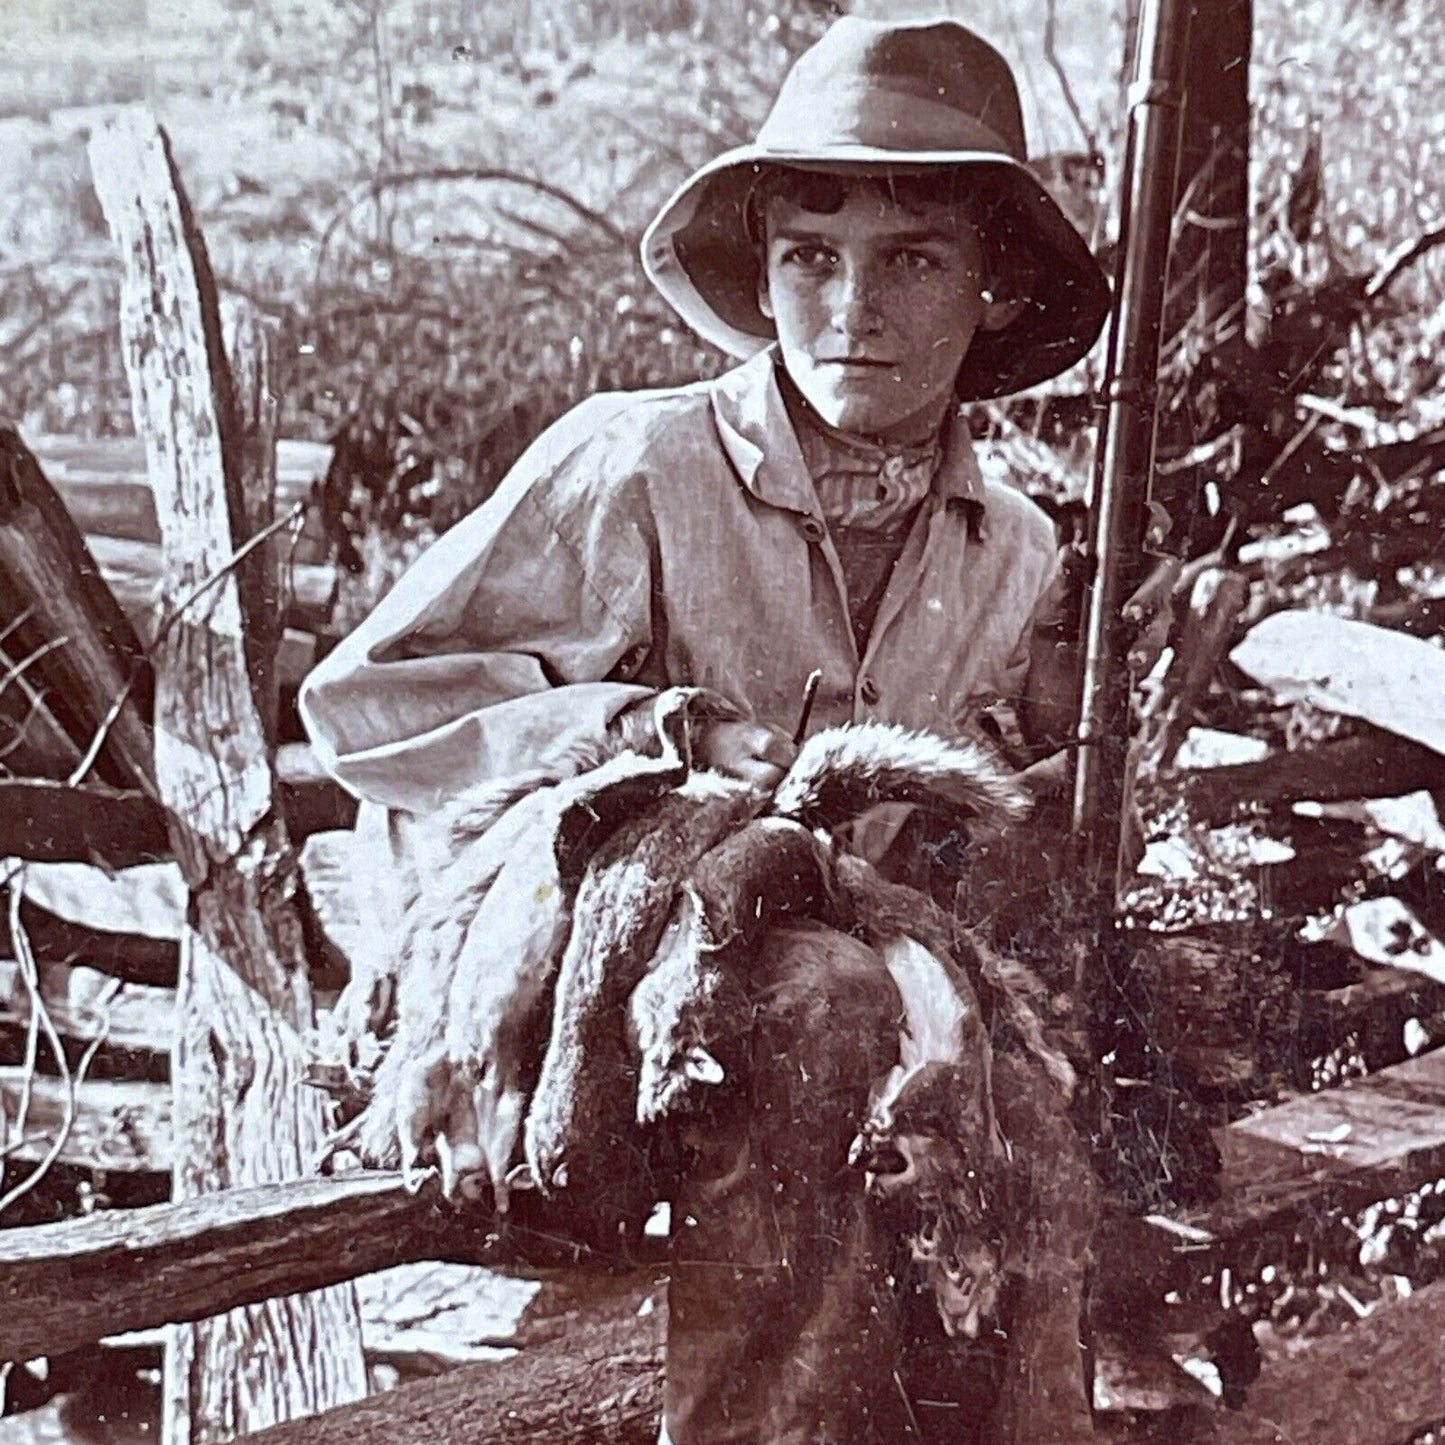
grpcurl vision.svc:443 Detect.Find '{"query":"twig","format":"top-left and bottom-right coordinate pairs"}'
top-left (67, 501), bottom-right (307, 790)
top-left (0, 863), bottom-right (41, 1159)
top-left (1366, 223), bottom-right (1445, 301)
top-left (493, 204), bottom-right (579, 254)
top-left (0, 282), bottom-right (86, 365)
top-left (0, 605), bottom-right (35, 653)
top-left (312, 167), bottom-right (629, 295)
top-left (0, 876), bottom-right (80, 1218)
top-left (1153, 425), bottom-right (1243, 478)
top-left (0, 635), bottom-right (72, 708)
top-left (1042, 0), bottom-right (1100, 159)
top-left (893, 1369), bottom-right (924, 1440)
top-left (1257, 411), bottom-right (1323, 493)
top-left (0, 688), bottom-right (69, 770)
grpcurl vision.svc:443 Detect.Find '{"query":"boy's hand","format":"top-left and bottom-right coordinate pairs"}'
top-left (695, 719), bottom-right (797, 789)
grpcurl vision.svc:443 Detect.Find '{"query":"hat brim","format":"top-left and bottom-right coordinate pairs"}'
top-left (641, 146), bottom-right (1111, 402)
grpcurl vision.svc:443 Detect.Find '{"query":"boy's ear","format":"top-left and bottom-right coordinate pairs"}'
top-left (756, 269), bottom-right (774, 321)
top-left (978, 288), bottom-right (1027, 333)
top-left (978, 249), bottom-right (1036, 333)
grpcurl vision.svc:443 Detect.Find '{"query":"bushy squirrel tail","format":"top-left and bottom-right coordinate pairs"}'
top-left (770, 723), bottom-right (1031, 835)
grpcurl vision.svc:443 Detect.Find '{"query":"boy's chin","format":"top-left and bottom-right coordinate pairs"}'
top-left (806, 395), bottom-right (908, 440)
top-left (792, 376), bottom-right (950, 444)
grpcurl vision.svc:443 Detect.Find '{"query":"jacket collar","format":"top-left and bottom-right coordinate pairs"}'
top-left (709, 348), bottom-right (989, 516)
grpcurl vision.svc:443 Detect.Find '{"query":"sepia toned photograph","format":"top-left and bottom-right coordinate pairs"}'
top-left (0, 0), bottom-right (1443, 1441)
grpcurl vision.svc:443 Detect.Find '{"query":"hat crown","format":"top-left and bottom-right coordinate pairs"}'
top-left (758, 17), bottom-right (1027, 160)
top-left (639, 16), bottom-right (1110, 402)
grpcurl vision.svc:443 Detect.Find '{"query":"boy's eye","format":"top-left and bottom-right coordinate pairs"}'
top-left (893, 248), bottom-right (945, 272)
top-left (780, 244), bottom-right (837, 269)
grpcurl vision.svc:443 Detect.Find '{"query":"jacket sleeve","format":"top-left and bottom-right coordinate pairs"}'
top-left (299, 395), bottom-right (660, 813)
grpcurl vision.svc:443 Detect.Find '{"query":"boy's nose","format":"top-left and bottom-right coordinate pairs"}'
top-left (828, 264), bottom-right (885, 337)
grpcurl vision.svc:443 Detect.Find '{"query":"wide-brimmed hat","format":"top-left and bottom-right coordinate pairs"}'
top-left (641, 16), bottom-right (1111, 402)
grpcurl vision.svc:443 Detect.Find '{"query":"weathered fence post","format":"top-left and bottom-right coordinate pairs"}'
top-left (87, 111), bottom-right (367, 1443)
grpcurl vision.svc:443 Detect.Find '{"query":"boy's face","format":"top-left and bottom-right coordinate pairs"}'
top-left (759, 180), bottom-right (994, 444)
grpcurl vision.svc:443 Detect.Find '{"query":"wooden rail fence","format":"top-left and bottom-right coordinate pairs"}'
top-left (2, 104), bottom-right (1445, 1445)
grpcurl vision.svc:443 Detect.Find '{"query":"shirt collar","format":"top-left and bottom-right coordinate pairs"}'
top-left (708, 348), bottom-right (818, 514)
top-left (708, 347), bottom-right (989, 517)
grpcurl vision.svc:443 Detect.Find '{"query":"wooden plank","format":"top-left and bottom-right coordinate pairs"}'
top-left (354, 1261), bottom-right (540, 1367)
top-left (19, 898), bottom-right (180, 987)
top-left (277, 740), bottom-right (359, 838)
top-left (0, 739), bottom-right (358, 861)
top-left (87, 533), bottom-right (338, 632)
top-left (1298, 964), bottom-right (1445, 1078)
top-left (1232, 611), bottom-right (1445, 759)
top-left (0, 1155), bottom-right (669, 1364)
top-left (0, 778), bottom-right (170, 866)
top-left (0, 426), bottom-right (156, 795)
top-left (24, 433), bottom-right (333, 565)
top-left (90, 110), bottom-right (367, 1438)
top-left (18, 1253), bottom-right (1445, 1445)
top-left (1120, 1046), bottom-right (1445, 1308)
top-left (0, 1263), bottom-right (539, 1397)
top-left (0, 960), bottom-right (173, 1062)
top-left (1176, 730), bottom-right (1444, 827)
top-left (0, 1174), bottom-right (463, 1365)
top-left (0, 1067), bottom-right (170, 1173)
top-left (12, 872), bottom-right (350, 996)
top-left (23, 435), bottom-right (330, 494)
top-left (1215, 1047), bottom-right (1445, 1205)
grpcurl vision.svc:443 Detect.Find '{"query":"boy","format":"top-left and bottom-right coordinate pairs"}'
top-left (303, 16), bottom-right (1110, 1443)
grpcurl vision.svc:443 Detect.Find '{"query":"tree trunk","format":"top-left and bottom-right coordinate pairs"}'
top-left (1154, 0), bottom-right (1254, 554)
top-left (88, 111), bottom-right (367, 1444)
top-left (1165, 0), bottom-right (1252, 344)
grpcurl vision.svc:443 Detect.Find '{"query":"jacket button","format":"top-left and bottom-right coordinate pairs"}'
top-left (859, 676), bottom-right (880, 705)
top-left (799, 515), bottom-right (826, 543)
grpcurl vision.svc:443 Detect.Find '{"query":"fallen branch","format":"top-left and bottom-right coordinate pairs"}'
top-left (0, 1066), bottom-right (166, 1177)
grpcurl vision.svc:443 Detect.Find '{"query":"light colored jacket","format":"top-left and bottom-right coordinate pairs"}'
top-left (300, 349), bottom-right (1061, 815)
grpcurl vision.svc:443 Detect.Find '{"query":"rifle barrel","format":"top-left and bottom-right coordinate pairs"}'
top-left (1069, 0), bottom-right (1194, 888)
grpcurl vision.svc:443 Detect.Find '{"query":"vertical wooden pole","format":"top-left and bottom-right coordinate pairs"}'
top-left (221, 297), bottom-right (285, 746)
top-left (88, 111), bottom-right (367, 1444)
